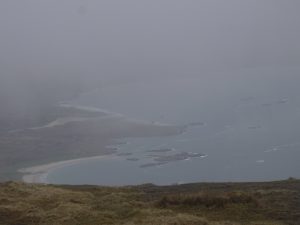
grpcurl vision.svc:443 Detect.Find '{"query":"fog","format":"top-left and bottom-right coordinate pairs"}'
top-left (1, 1), bottom-right (300, 183)
top-left (1, 0), bottom-right (300, 120)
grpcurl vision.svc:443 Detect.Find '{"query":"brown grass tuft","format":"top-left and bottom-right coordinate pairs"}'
top-left (158, 192), bottom-right (259, 208)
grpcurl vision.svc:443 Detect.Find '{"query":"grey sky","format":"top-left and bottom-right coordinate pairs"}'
top-left (0, 0), bottom-right (300, 117)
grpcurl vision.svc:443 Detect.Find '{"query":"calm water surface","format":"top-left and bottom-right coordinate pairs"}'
top-left (47, 67), bottom-right (300, 185)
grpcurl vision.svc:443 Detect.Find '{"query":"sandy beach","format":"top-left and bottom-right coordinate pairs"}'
top-left (18, 155), bottom-right (109, 183)
top-left (0, 101), bottom-right (183, 181)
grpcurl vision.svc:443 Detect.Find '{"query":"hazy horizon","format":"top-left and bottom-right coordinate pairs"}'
top-left (1, 0), bottom-right (300, 118)
top-left (0, 1), bottom-right (300, 184)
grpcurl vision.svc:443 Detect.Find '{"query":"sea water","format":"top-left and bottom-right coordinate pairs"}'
top-left (47, 67), bottom-right (300, 185)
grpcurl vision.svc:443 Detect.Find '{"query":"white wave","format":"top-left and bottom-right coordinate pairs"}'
top-left (265, 142), bottom-right (300, 153)
top-left (31, 117), bottom-right (90, 130)
top-left (59, 103), bottom-right (123, 117)
top-left (264, 147), bottom-right (279, 153)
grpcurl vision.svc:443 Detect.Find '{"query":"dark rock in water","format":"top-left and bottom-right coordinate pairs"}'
top-left (117, 152), bottom-right (133, 156)
top-left (140, 152), bottom-right (206, 168)
top-left (147, 148), bottom-right (174, 153)
top-left (107, 147), bottom-right (119, 152)
top-left (178, 126), bottom-right (188, 134)
top-left (277, 99), bottom-right (288, 104)
top-left (188, 152), bottom-right (206, 157)
top-left (262, 99), bottom-right (288, 107)
top-left (127, 158), bottom-right (139, 161)
top-left (139, 162), bottom-right (166, 168)
top-left (153, 152), bottom-right (206, 163)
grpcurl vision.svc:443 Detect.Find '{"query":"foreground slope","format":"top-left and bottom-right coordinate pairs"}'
top-left (0, 179), bottom-right (299, 225)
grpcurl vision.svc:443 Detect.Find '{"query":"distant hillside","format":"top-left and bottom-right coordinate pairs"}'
top-left (0, 179), bottom-right (299, 225)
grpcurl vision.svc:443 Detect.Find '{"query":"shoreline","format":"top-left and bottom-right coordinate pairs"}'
top-left (18, 155), bottom-right (111, 183)
top-left (9, 103), bottom-right (184, 183)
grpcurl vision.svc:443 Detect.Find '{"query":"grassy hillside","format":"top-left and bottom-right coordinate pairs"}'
top-left (0, 179), bottom-right (299, 225)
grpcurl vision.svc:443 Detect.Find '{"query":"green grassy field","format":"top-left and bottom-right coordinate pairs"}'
top-left (0, 179), bottom-right (299, 225)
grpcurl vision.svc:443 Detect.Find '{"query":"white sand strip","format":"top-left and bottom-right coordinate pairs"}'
top-left (18, 155), bottom-right (108, 184)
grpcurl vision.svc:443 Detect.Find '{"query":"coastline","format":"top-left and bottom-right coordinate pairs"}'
top-left (0, 101), bottom-right (184, 181)
top-left (18, 155), bottom-right (109, 183)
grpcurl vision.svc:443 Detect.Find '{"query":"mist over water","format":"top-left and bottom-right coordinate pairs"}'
top-left (1, 0), bottom-right (300, 118)
top-left (47, 68), bottom-right (300, 185)
top-left (0, 1), bottom-right (300, 184)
